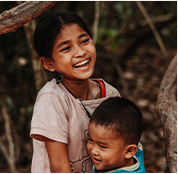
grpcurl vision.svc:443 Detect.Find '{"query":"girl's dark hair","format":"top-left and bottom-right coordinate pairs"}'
top-left (90, 97), bottom-right (143, 145)
top-left (33, 11), bottom-right (92, 59)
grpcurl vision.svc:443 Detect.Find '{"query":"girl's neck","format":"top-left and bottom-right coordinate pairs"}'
top-left (62, 78), bottom-right (98, 100)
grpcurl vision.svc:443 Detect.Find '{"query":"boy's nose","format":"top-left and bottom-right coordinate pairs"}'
top-left (91, 146), bottom-right (99, 156)
top-left (73, 46), bottom-right (86, 57)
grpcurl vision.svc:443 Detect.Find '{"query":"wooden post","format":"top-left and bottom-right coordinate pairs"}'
top-left (156, 54), bottom-right (177, 173)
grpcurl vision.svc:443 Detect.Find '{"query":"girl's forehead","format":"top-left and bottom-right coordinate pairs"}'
top-left (60, 24), bottom-right (86, 37)
top-left (54, 24), bottom-right (89, 46)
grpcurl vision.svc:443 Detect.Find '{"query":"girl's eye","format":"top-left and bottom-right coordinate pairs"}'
top-left (81, 39), bottom-right (89, 44)
top-left (61, 46), bottom-right (71, 52)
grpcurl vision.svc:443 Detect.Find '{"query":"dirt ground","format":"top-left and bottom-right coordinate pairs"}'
top-left (112, 46), bottom-right (176, 173)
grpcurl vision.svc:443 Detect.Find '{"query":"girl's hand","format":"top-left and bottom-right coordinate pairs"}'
top-left (45, 138), bottom-right (72, 173)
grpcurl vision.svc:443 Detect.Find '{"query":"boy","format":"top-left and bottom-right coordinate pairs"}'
top-left (87, 97), bottom-right (145, 173)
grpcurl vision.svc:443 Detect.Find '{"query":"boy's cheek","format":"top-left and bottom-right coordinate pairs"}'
top-left (87, 142), bottom-right (94, 156)
top-left (86, 142), bottom-right (90, 152)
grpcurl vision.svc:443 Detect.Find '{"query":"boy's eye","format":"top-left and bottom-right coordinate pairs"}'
top-left (61, 46), bottom-right (71, 52)
top-left (87, 138), bottom-right (93, 142)
top-left (100, 145), bottom-right (107, 149)
top-left (81, 39), bottom-right (89, 44)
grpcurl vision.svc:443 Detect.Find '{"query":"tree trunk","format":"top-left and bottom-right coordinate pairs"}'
top-left (156, 54), bottom-right (177, 173)
top-left (0, 1), bottom-right (58, 35)
top-left (23, 19), bottom-right (48, 91)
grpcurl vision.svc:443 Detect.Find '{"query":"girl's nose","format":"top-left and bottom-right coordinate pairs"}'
top-left (73, 46), bottom-right (86, 58)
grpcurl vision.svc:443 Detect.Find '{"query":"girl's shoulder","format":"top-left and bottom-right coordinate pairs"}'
top-left (36, 78), bottom-right (67, 101)
top-left (91, 78), bottom-right (121, 97)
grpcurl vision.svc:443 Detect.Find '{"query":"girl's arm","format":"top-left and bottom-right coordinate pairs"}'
top-left (45, 138), bottom-right (72, 173)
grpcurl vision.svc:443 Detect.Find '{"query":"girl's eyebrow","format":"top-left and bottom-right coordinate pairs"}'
top-left (57, 40), bottom-right (70, 48)
top-left (78, 33), bottom-right (88, 38)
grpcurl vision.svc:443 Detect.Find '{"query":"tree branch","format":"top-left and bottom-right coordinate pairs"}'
top-left (0, 105), bottom-right (18, 172)
top-left (136, 1), bottom-right (168, 55)
top-left (156, 54), bottom-right (177, 173)
top-left (0, 1), bottom-right (58, 35)
top-left (97, 52), bottom-right (129, 97)
top-left (92, 1), bottom-right (100, 45)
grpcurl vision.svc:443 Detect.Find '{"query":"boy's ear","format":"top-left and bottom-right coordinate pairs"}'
top-left (39, 57), bottom-right (56, 72)
top-left (125, 144), bottom-right (137, 159)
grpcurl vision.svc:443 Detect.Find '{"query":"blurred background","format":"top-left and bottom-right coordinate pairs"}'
top-left (0, 1), bottom-right (177, 172)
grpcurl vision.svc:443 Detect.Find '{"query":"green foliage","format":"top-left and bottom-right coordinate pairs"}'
top-left (98, 29), bottom-right (117, 41)
top-left (115, 2), bottom-right (124, 14)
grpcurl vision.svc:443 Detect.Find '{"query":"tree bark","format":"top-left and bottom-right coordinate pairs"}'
top-left (156, 54), bottom-right (177, 173)
top-left (92, 1), bottom-right (100, 45)
top-left (0, 1), bottom-right (58, 35)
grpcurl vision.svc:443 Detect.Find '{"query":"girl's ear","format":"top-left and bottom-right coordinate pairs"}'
top-left (125, 144), bottom-right (137, 159)
top-left (39, 57), bottom-right (56, 72)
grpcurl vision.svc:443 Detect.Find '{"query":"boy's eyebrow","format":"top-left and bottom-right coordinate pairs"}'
top-left (98, 141), bottom-right (109, 146)
top-left (57, 33), bottom-right (89, 48)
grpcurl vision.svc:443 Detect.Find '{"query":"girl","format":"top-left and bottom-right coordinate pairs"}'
top-left (30, 11), bottom-right (120, 173)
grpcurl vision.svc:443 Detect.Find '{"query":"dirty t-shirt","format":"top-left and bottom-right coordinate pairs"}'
top-left (30, 78), bottom-right (120, 173)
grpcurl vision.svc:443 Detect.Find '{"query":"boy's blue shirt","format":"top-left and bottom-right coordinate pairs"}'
top-left (93, 143), bottom-right (145, 173)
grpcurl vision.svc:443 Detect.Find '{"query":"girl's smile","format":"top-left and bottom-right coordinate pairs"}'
top-left (73, 58), bottom-right (90, 69)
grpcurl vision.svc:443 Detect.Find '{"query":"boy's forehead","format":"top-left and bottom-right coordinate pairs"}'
top-left (89, 122), bottom-right (126, 147)
top-left (89, 121), bottom-right (124, 141)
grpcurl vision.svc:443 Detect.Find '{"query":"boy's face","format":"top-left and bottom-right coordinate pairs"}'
top-left (87, 122), bottom-right (128, 172)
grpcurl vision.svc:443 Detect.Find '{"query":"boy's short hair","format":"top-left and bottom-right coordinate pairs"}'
top-left (90, 97), bottom-right (143, 145)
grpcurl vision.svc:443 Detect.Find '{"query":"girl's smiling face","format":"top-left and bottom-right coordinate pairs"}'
top-left (49, 24), bottom-right (96, 82)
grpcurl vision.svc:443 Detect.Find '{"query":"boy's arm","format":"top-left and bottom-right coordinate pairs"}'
top-left (45, 138), bottom-right (72, 173)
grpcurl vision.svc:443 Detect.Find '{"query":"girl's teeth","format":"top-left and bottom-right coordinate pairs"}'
top-left (75, 59), bottom-right (89, 67)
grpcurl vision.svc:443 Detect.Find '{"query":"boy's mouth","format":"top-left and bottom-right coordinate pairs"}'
top-left (73, 59), bottom-right (90, 69)
top-left (93, 157), bottom-right (102, 164)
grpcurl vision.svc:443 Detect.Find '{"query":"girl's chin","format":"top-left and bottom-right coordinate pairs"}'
top-left (62, 69), bottom-right (94, 82)
top-left (76, 70), bottom-right (94, 80)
